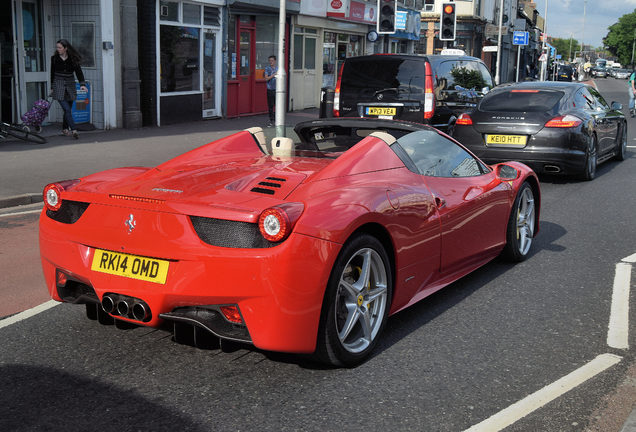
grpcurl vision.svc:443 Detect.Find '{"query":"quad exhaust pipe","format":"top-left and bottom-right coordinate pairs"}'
top-left (101, 293), bottom-right (151, 322)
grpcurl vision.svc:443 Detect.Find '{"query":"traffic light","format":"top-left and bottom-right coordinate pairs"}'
top-left (377, 0), bottom-right (396, 34)
top-left (439, 2), bottom-right (456, 41)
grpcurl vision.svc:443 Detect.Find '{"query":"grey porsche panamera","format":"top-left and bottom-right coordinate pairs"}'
top-left (452, 81), bottom-right (627, 180)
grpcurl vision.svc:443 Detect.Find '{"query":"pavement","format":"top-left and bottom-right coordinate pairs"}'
top-left (1, 106), bottom-right (636, 432)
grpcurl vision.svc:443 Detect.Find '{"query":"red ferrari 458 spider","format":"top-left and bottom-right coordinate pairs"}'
top-left (40, 118), bottom-right (540, 366)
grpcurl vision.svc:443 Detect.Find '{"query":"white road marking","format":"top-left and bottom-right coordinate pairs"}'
top-left (0, 300), bottom-right (59, 330)
top-left (623, 253), bottom-right (636, 263)
top-left (464, 354), bottom-right (622, 432)
top-left (0, 208), bottom-right (42, 217)
top-left (607, 262), bottom-right (632, 349)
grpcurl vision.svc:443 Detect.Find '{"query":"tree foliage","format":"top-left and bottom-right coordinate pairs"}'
top-left (604, 9), bottom-right (636, 66)
top-left (549, 37), bottom-right (581, 61)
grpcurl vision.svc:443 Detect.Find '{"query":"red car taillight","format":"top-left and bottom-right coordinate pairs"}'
top-left (456, 113), bottom-right (473, 125)
top-left (43, 179), bottom-right (80, 212)
top-left (545, 114), bottom-right (582, 128)
top-left (424, 61), bottom-right (435, 120)
top-left (333, 62), bottom-right (345, 117)
top-left (258, 203), bottom-right (304, 242)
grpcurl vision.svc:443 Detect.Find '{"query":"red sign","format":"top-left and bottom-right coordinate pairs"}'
top-left (331, 0), bottom-right (342, 8)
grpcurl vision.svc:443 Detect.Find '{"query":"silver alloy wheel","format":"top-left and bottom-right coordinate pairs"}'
top-left (516, 187), bottom-right (535, 256)
top-left (335, 248), bottom-right (388, 354)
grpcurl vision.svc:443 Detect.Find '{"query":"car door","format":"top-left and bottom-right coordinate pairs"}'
top-left (588, 87), bottom-right (621, 155)
top-left (395, 130), bottom-right (511, 275)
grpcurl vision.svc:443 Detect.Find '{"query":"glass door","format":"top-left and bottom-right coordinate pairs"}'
top-left (202, 29), bottom-right (217, 118)
top-left (237, 28), bottom-right (253, 115)
top-left (14, 0), bottom-right (47, 121)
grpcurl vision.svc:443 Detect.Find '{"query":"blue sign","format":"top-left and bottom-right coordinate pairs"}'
top-left (513, 31), bottom-right (529, 46)
top-left (71, 81), bottom-right (91, 124)
top-left (395, 11), bottom-right (407, 30)
top-left (556, 55), bottom-right (562, 60)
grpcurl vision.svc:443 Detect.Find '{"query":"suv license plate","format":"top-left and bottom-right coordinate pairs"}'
top-left (366, 107), bottom-right (396, 116)
top-left (91, 249), bottom-right (170, 284)
top-left (485, 134), bottom-right (527, 147)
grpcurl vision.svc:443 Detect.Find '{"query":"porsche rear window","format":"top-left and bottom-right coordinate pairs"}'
top-left (480, 90), bottom-right (564, 112)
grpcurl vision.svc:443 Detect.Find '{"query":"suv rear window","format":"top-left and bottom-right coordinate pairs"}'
top-left (480, 90), bottom-right (564, 112)
top-left (434, 60), bottom-right (494, 91)
top-left (340, 58), bottom-right (425, 98)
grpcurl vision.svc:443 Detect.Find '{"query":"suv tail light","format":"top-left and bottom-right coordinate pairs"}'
top-left (545, 115), bottom-right (582, 128)
top-left (424, 61), bottom-right (435, 120)
top-left (456, 113), bottom-right (473, 125)
top-left (333, 63), bottom-right (345, 117)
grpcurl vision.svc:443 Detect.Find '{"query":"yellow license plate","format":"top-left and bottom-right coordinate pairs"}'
top-left (485, 134), bottom-right (527, 147)
top-left (366, 107), bottom-right (396, 116)
top-left (91, 249), bottom-right (169, 284)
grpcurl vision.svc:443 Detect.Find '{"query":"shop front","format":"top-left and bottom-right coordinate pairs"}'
top-left (225, 0), bottom-right (299, 119)
top-left (157, 0), bottom-right (223, 125)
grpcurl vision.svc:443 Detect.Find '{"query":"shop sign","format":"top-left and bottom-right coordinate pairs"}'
top-left (72, 81), bottom-right (91, 124)
top-left (348, 0), bottom-right (376, 24)
top-left (327, 0), bottom-right (347, 18)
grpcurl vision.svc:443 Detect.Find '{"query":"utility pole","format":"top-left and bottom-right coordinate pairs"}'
top-left (495, 0), bottom-right (504, 84)
top-left (540, 0), bottom-right (549, 81)
top-left (275, 0), bottom-right (286, 135)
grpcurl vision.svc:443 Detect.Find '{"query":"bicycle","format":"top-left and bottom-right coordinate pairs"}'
top-left (0, 121), bottom-right (47, 144)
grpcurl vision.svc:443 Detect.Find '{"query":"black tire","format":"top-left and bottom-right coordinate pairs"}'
top-left (315, 234), bottom-right (392, 367)
top-left (3, 123), bottom-right (47, 144)
top-left (581, 135), bottom-right (597, 181)
top-left (501, 182), bottom-right (536, 262)
top-left (615, 124), bottom-right (627, 161)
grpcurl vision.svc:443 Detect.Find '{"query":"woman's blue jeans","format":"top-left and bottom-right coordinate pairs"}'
top-left (58, 99), bottom-right (77, 130)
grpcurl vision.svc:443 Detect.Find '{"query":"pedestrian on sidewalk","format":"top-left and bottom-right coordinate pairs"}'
top-left (49, 39), bottom-right (87, 139)
top-left (264, 55), bottom-right (277, 127)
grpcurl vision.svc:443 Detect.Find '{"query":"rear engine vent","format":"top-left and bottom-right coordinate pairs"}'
top-left (109, 194), bottom-right (165, 204)
top-left (46, 200), bottom-right (90, 224)
top-left (190, 216), bottom-right (275, 248)
top-left (250, 177), bottom-right (286, 195)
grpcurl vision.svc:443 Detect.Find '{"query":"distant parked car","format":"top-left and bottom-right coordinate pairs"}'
top-left (591, 67), bottom-right (608, 78)
top-left (453, 81), bottom-right (627, 180)
top-left (615, 69), bottom-right (631, 79)
top-left (556, 65), bottom-right (574, 81)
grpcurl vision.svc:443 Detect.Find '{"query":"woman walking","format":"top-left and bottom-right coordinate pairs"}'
top-left (49, 39), bottom-right (87, 139)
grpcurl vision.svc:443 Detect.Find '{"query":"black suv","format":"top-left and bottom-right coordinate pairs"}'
top-left (332, 54), bottom-right (494, 132)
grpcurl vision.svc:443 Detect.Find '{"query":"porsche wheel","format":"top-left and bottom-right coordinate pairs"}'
top-left (615, 126), bottom-right (627, 161)
top-left (581, 136), bottom-right (597, 181)
top-left (316, 234), bottom-right (392, 367)
top-left (502, 182), bottom-right (535, 262)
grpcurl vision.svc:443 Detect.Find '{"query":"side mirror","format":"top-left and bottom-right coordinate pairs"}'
top-left (611, 101), bottom-right (622, 110)
top-left (495, 164), bottom-right (519, 180)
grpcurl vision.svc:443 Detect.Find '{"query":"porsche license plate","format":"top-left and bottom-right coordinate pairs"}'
top-left (485, 134), bottom-right (527, 147)
top-left (366, 107), bottom-right (396, 116)
top-left (91, 249), bottom-right (169, 284)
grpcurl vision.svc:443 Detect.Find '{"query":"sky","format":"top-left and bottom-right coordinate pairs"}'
top-left (532, 0), bottom-right (636, 48)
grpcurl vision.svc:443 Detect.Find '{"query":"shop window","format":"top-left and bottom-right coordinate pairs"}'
top-left (255, 16), bottom-right (278, 74)
top-left (72, 22), bottom-right (95, 68)
top-left (424, 0), bottom-right (434, 12)
top-left (160, 1), bottom-right (179, 21)
top-left (293, 28), bottom-right (316, 71)
top-left (160, 26), bottom-right (200, 92)
top-left (182, 3), bottom-right (200, 25)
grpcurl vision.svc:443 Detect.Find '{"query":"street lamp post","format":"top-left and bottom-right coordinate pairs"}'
top-left (495, 0), bottom-right (504, 84)
top-left (540, 0), bottom-right (549, 81)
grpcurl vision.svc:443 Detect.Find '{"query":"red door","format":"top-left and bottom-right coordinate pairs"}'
top-left (237, 27), bottom-right (254, 115)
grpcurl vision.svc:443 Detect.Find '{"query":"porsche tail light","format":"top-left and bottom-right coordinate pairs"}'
top-left (43, 180), bottom-right (80, 212)
top-left (424, 61), bottom-right (435, 120)
top-left (456, 113), bottom-right (473, 125)
top-left (333, 63), bottom-right (344, 117)
top-left (220, 305), bottom-right (243, 324)
top-left (545, 115), bottom-right (582, 128)
top-left (258, 202), bottom-right (304, 243)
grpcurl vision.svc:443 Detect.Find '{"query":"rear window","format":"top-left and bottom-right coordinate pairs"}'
top-left (340, 58), bottom-right (425, 98)
top-left (480, 90), bottom-right (564, 112)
